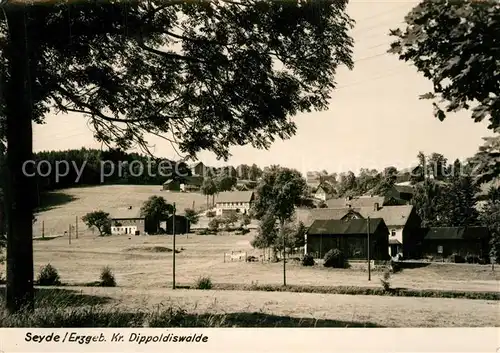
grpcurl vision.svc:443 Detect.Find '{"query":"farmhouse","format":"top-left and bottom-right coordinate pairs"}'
top-left (109, 206), bottom-right (145, 235)
top-left (421, 227), bottom-right (490, 260)
top-left (215, 191), bottom-right (254, 216)
top-left (162, 179), bottom-right (180, 191)
top-left (325, 195), bottom-right (406, 208)
top-left (180, 175), bottom-right (204, 192)
top-left (313, 183), bottom-right (332, 201)
top-left (190, 161), bottom-right (206, 177)
top-left (306, 218), bottom-right (390, 261)
top-left (300, 203), bottom-right (422, 258)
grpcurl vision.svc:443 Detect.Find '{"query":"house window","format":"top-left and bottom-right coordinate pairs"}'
top-left (391, 230), bottom-right (396, 237)
top-left (437, 245), bottom-right (443, 254)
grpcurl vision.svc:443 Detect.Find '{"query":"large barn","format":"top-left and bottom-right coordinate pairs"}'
top-left (305, 218), bottom-right (390, 261)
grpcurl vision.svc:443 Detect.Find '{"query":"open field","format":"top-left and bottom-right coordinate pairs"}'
top-left (33, 185), bottom-right (209, 236)
top-left (19, 232), bottom-right (500, 292)
top-left (19, 186), bottom-right (499, 327)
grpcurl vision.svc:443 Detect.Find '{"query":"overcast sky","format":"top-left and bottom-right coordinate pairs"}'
top-left (33, 0), bottom-right (492, 175)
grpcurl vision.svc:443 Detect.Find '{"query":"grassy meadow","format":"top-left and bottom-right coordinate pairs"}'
top-left (0, 185), bottom-right (498, 327)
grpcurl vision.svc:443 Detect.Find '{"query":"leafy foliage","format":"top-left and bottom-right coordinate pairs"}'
top-left (479, 188), bottom-right (500, 262)
top-left (36, 264), bottom-right (61, 286)
top-left (81, 211), bottom-right (111, 236)
top-left (184, 208), bottom-right (199, 226)
top-left (301, 254), bottom-right (315, 266)
top-left (389, 0), bottom-right (500, 132)
top-left (323, 248), bottom-right (347, 268)
top-left (252, 166), bottom-right (308, 223)
top-left (0, 0), bottom-right (354, 157)
top-left (140, 196), bottom-right (173, 234)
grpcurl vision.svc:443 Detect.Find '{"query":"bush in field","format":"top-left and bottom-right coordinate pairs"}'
top-left (100, 267), bottom-right (116, 287)
top-left (390, 260), bottom-right (402, 273)
top-left (302, 254), bottom-right (315, 266)
top-left (37, 264), bottom-right (61, 286)
top-left (323, 249), bottom-right (347, 268)
top-left (196, 276), bottom-right (213, 290)
top-left (380, 268), bottom-right (391, 292)
top-left (448, 253), bottom-right (466, 263)
top-left (208, 217), bottom-right (221, 231)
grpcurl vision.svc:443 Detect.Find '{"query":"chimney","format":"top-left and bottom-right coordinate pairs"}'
top-left (374, 203), bottom-right (379, 211)
top-left (128, 206), bottom-right (132, 210)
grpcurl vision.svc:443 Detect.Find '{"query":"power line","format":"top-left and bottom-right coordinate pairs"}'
top-left (335, 69), bottom-right (405, 91)
top-left (354, 51), bottom-right (388, 63)
top-left (353, 3), bottom-right (410, 24)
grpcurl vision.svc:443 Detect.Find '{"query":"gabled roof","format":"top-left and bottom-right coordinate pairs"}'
top-left (326, 196), bottom-right (385, 209)
top-left (423, 227), bottom-right (490, 240)
top-left (109, 207), bottom-right (143, 219)
top-left (302, 205), bottom-right (415, 228)
top-left (308, 218), bottom-right (387, 235)
top-left (216, 191), bottom-right (254, 203)
top-left (394, 184), bottom-right (415, 195)
top-left (189, 161), bottom-right (204, 168)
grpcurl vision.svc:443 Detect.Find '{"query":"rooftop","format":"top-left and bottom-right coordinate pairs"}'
top-left (109, 206), bottom-right (143, 219)
top-left (308, 218), bottom-right (387, 235)
top-left (216, 191), bottom-right (254, 203)
top-left (423, 227), bottom-right (490, 240)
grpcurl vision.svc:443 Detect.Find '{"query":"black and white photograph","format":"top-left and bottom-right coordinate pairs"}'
top-left (0, 0), bottom-right (498, 351)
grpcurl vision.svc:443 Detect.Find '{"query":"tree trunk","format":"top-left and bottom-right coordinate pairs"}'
top-left (4, 6), bottom-right (36, 313)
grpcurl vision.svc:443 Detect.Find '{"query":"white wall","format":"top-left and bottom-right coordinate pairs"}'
top-left (111, 226), bottom-right (138, 235)
top-left (215, 202), bottom-right (251, 216)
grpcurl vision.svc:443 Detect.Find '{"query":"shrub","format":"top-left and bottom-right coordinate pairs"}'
top-left (302, 254), bottom-right (315, 266)
top-left (465, 255), bottom-right (483, 264)
top-left (380, 268), bottom-right (391, 292)
top-left (246, 255), bottom-right (258, 262)
top-left (100, 267), bottom-right (116, 287)
top-left (206, 211), bottom-right (216, 218)
top-left (37, 264), bottom-right (61, 286)
top-left (196, 276), bottom-right (213, 290)
top-left (323, 249), bottom-right (347, 268)
top-left (208, 217), bottom-right (221, 231)
top-left (448, 253), bottom-right (466, 263)
top-left (390, 260), bottom-right (402, 273)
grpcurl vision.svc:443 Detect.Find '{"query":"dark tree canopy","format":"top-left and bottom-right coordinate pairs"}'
top-left (0, 0), bottom-right (354, 159)
top-left (389, 0), bottom-right (500, 132)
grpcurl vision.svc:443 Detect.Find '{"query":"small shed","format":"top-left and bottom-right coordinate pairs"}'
top-left (306, 218), bottom-right (390, 260)
top-left (421, 227), bottom-right (490, 259)
top-left (165, 215), bottom-right (190, 234)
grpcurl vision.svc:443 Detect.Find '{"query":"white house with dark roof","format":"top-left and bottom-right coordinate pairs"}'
top-left (109, 206), bottom-right (145, 235)
top-left (215, 191), bottom-right (254, 216)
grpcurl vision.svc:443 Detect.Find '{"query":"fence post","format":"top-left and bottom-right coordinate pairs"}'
top-left (245, 252), bottom-right (247, 262)
top-left (223, 253), bottom-right (225, 263)
top-left (75, 215), bottom-right (78, 239)
top-left (68, 224), bottom-right (71, 245)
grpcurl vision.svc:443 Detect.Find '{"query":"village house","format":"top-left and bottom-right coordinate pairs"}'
top-left (421, 227), bottom-right (490, 260)
top-left (305, 218), bottom-right (390, 261)
top-left (215, 191), bottom-right (254, 216)
top-left (313, 184), bottom-right (331, 201)
top-left (109, 206), bottom-right (145, 235)
top-left (298, 198), bottom-right (422, 258)
top-left (189, 161), bottom-right (206, 177)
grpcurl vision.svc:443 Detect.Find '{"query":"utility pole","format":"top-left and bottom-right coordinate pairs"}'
top-left (367, 217), bottom-right (371, 281)
top-left (41, 220), bottom-right (44, 239)
top-left (75, 216), bottom-right (78, 239)
top-left (172, 202), bottom-right (176, 289)
top-left (68, 224), bottom-right (71, 245)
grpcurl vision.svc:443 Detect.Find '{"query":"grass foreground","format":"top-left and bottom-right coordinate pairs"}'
top-left (0, 287), bottom-right (381, 328)
top-left (184, 282), bottom-right (500, 301)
